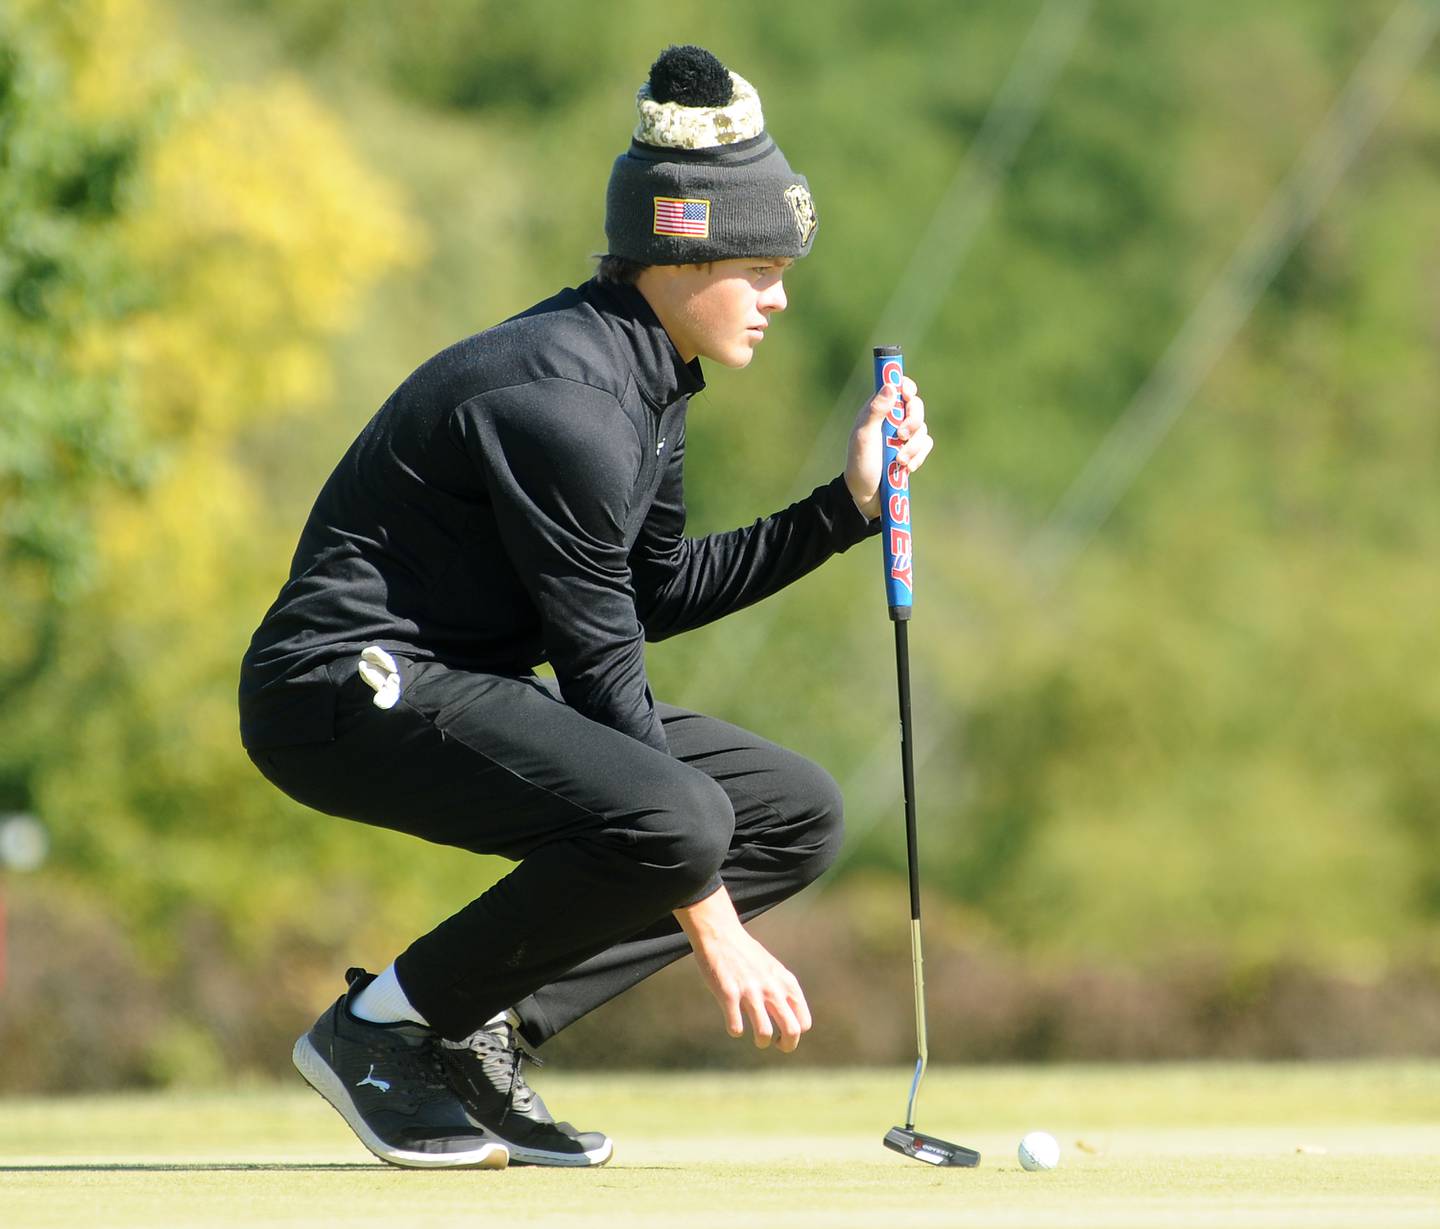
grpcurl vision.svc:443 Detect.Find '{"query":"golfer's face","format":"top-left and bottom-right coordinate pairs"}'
top-left (669, 258), bottom-right (790, 368)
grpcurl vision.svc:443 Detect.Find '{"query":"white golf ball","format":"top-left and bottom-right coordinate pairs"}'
top-left (1018, 1131), bottom-right (1060, 1171)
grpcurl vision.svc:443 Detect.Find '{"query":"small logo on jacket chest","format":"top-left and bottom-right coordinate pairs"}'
top-left (657, 437), bottom-right (667, 456)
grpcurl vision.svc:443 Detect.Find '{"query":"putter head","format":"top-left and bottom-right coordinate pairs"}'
top-left (884, 1125), bottom-right (981, 1167)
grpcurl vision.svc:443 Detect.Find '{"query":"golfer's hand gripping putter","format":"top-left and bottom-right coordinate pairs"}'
top-left (874, 347), bottom-right (980, 1169)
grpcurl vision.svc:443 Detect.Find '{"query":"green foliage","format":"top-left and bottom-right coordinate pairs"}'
top-left (0, 0), bottom-right (157, 617)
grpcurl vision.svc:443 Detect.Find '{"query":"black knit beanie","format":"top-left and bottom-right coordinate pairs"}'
top-left (605, 45), bottom-right (818, 265)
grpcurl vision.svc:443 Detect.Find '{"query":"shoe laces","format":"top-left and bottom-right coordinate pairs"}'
top-left (370, 1028), bottom-right (458, 1113)
top-left (444, 1021), bottom-right (544, 1126)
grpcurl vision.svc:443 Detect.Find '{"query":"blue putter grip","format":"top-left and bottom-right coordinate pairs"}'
top-left (874, 346), bottom-right (913, 620)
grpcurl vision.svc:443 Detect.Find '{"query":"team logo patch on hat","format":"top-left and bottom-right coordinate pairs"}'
top-left (654, 196), bottom-right (711, 238)
top-left (785, 184), bottom-right (817, 245)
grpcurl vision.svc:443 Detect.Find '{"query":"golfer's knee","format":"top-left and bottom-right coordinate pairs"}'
top-left (638, 772), bottom-right (735, 898)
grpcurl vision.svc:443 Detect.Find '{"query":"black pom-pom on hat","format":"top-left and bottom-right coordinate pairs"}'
top-left (648, 45), bottom-right (734, 107)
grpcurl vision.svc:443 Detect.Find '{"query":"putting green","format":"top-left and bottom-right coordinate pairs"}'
top-left (2, 1064), bottom-right (1437, 1228)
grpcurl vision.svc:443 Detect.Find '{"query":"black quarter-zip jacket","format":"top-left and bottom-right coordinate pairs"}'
top-left (239, 278), bottom-right (879, 754)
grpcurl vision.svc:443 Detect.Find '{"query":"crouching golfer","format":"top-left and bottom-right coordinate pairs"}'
top-left (239, 44), bottom-right (933, 1169)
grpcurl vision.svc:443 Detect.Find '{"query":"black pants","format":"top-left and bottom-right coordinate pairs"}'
top-left (248, 656), bottom-right (844, 1043)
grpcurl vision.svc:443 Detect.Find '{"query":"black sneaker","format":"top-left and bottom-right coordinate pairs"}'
top-left (437, 1018), bottom-right (613, 1167)
top-left (292, 968), bottom-right (509, 1169)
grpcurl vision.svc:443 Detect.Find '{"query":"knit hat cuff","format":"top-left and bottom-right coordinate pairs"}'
top-left (605, 143), bottom-right (817, 264)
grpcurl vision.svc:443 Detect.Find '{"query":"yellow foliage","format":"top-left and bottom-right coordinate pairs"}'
top-left (94, 72), bottom-right (427, 437)
top-left (51, 0), bottom-right (429, 762)
top-left (18, 0), bottom-right (181, 124)
top-left (94, 441), bottom-right (260, 636)
top-left (132, 74), bottom-right (425, 329)
top-left (52, 0), bottom-right (428, 650)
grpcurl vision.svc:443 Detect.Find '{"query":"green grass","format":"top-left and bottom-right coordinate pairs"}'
top-left (3, 1064), bottom-right (1438, 1228)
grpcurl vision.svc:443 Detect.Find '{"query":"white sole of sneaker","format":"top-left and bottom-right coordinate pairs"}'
top-left (293, 1035), bottom-right (510, 1170)
top-left (506, 1137), bottom-right (614, 1167)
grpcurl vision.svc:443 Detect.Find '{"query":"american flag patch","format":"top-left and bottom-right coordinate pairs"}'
top-left (653, 197), bottom-right (711, 238)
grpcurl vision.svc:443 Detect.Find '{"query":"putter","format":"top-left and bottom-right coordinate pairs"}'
top-left (873, 347), bottom-right (981, 1169)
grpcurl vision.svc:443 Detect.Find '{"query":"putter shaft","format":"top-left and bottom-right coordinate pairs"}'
top-left (895, 621), bottom-right (929, 1129)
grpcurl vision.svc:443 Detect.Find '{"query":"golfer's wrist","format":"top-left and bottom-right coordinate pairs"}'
top-left (674, 886), bottom-right (744, 948)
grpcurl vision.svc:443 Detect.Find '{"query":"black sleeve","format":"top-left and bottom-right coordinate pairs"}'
top-left (455, 379), bottom-right (668, 753)
top-left (630, 424), bottom-right (881, 642)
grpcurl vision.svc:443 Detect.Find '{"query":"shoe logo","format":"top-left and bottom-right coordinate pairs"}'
top-left (356, 1064), bottom-right (391, 1093)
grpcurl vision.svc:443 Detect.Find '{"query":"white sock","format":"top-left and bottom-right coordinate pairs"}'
top-left (350, 962), bottom-right (429, 1027)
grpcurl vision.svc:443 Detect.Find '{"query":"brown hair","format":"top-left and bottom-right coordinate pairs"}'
top-left (595, 254), bottom-right (649, 285)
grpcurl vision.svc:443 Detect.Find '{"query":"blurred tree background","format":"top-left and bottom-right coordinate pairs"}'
top-left (2, 0), bottom-right (1438, 1089)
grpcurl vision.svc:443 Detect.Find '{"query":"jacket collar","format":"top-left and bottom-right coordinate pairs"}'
top-left (585, 278), bottom-right (704, 411)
